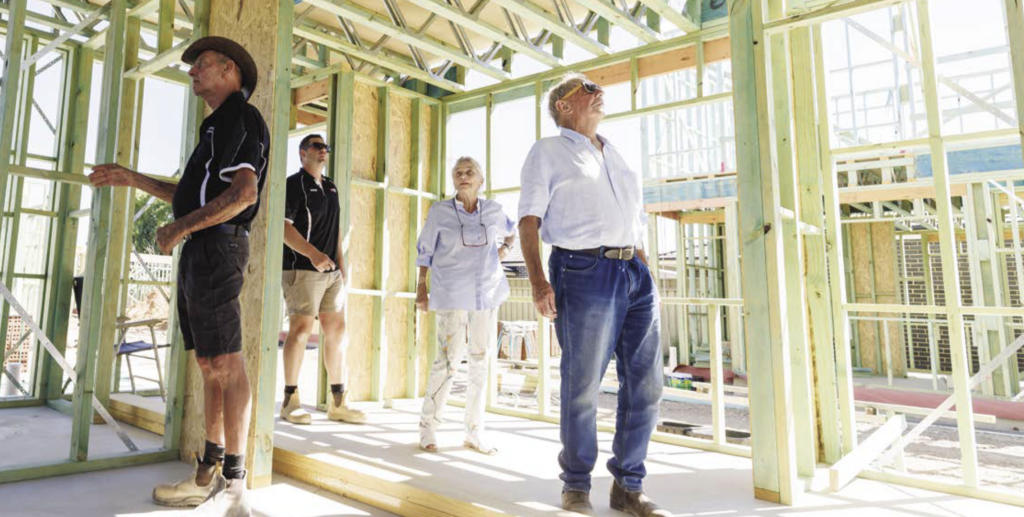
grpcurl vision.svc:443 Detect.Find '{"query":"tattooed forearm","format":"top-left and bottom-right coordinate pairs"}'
top-left (175, 169), bottom-right (259, 235)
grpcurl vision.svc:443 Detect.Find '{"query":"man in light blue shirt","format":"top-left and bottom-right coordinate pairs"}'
top-left (519, 74), bottom-right (667, 517)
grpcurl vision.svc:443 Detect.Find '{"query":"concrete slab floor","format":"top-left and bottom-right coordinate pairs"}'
top-left (0, 460), bottom-right (401, 517)
top-left (0, 406), bottom-right (163, 469)
top-left (274, 401), bottom-right (1024, 517)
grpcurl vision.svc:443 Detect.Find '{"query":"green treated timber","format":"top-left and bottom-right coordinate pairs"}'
top-left (304, 0), bottom-right (510, 81)
top-left (325, 71), bottom-right (356, 405)
top-left (248, 0), bottom-right (295, 486)
top-left (95, 16), bottom-right (142, 411)
top-left (0, 32), bottom-right (34, 398)
top-left (0, 398), bottom-right (43, 409)
top-left (487, 0), bottom-right (609, 56)
top-left (729, 0), bottom-right (799, 504)
top-left (915, 0), bottom-right (980, 487)
top-left (641, 0), bottom-right (700, 33)
top-left (163, 0), bottom-right (208, 454)
top-left (157, 0), bottom-right (174, 52)
top-left (1003, 0), bottom-right (1024, 393)
top-left (574, 0), bottom-right (659, 43)
top-left (399, 0), bottom-right (562, 67)
top-left (0, 0), bottom-right (27, 253)
top-left (293, 25), bottom-right (464, 93)
top-left (767, 2), bottom-right (816, 480)
top-left (71, 0), bottom-right (127, 461)
top-left (370, 86), bottom-right (391, 402)
top-left (0, 449), bottom-right (177, 485)
top-left (812, 25), bottom-right (857, 455)
top-left (597, 17), bottom-right (610, 46)
top-left (40, 44), bottom-right (93, 402)
top-left (407, 98), bottom-right (422, 398)
top-left (790, 26), bottom-right (841, 465)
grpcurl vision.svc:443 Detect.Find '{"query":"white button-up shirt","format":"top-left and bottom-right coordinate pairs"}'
top-left (518, 128), bottom-right (647, 250)
top-left (416, 197), bottom-right (516, 311)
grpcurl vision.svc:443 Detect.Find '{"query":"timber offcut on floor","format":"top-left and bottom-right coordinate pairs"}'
top-left (271, 400), bottom-right (1024, 517)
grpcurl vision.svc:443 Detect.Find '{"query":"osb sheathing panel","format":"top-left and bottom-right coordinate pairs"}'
top-left (385, 95), bottom-right (412, 398)
top-left (345, 83), bottom-right (379, 400)
top-left (850, 222), bottom-right (906, 377)
top-left (351, 83), bottom-right (378, 181)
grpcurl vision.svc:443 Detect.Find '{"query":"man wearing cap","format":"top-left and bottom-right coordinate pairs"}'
top-left (518, 73), bottom-right (668, 516)
top-left (90, 36), bottom-right (268, 516)
top-left (278, 133), bottom-right (366, 426)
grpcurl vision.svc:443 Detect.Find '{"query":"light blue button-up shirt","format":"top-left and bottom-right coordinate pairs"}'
top-left (518, 128), bottom-right (647, 250)
top-left (416, 197), bottom-right (516, 311)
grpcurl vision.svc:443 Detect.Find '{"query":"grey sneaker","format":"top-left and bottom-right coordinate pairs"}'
top-left (151, 457), bottom-right (223, 507)
top-left (193, 476), bottom-right (251, 517)
top-left (561, 490), bottom-right (594, 515)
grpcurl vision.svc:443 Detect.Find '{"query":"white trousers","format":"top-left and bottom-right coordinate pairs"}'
top-left (420, 309), bottom-right (496, 441)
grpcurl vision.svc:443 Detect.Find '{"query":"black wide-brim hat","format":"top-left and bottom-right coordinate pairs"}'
top-left (183, 36), bottom-right (258, 98)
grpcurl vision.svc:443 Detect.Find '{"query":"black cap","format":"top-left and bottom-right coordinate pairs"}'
top-left (183, 36), bottom-right (258, 99)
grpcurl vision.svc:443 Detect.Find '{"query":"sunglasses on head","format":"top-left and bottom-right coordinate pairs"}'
top-left (304, 142), bottom-right (331, 153)
top-left (559, 81), bottom-right (603, 102)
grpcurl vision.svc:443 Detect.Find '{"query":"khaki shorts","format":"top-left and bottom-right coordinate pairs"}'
top-left (282, 270), bottom-right (345, 317)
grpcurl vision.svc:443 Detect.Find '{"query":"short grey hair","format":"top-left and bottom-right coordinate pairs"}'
top-left (546, 73), bottom-right (588, 127)
top-left (451, 156), bottom-right (485, 192)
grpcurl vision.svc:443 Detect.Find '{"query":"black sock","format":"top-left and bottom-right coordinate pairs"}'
top-left (223, 454), bottom-right (246, 480)
top-left (331, 384), bottom-right (344, 405)
top-left (283, 385), bottom-right (297, 406)
top-left (201, 440), bottom-right (224, 467)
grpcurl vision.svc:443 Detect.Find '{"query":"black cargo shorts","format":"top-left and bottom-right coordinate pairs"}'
top-left (176, 232), bottom-right (249, 358)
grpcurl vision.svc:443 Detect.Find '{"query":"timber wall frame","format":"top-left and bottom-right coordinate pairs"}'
top-left (0, 0), bottom-right (1023, 511)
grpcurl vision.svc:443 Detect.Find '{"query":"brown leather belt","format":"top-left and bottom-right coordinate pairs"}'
top-left (555, 245), bottom-right (636, 260)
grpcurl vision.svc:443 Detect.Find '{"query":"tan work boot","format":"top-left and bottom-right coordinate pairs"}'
top-left (561, 490), bottom-right (594, 515)
top-left (151, 456), bottom-right (223, 507)
top-left (609, 480), bottom-right (671, 517)
top-left (327, 390), bottom-right (366, 423)
top-left (281, 390), bottom-right (312, 424)
top-left (193, 476), bottom-right (251, 517)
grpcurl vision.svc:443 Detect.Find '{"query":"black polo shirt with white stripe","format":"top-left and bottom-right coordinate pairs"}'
top-left (172, 91), bottom-right (270, 227)
top-left (282, 168), bottom-right (340, 271)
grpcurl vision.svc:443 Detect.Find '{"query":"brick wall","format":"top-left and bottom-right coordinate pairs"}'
top-left (897, 238), bottom-right (1024, 374)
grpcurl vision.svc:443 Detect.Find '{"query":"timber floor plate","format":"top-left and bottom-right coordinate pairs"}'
top-left (0, 459), bottom-right (399, 516)
top-left (272, 400), bottom-right (1023, 517)
top-left (0, 405), bottom-right (163, 469)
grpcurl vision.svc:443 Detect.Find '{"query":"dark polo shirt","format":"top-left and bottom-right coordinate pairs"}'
top-left (283, 168), bottom-right (340, 271)
top-left (172, 91), bottom-right (270, 226)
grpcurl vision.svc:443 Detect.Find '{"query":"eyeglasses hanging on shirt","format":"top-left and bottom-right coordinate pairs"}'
top-left (452, 198), bottom-right (488, 247)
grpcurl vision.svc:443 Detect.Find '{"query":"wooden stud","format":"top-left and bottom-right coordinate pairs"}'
top-left (812, 25), bottom-right (857, 455)
top-left (767, 3), bottom-right (816, 478)
top-left (708, 304), bottom-right (725, 445)
top-left (157, 0), bottom-right (174, 53)
top-left (724, 203), bottom-right (742, 373)
top-left (72, 0), bottom-right (127, 462)
top-left (914, 0), bottom-right (979, 488)
top-left (370, 86), bottom-right (391, 402)
top-left (95, 16), bottom-right (142, 409)
top-left (729, 0), bottom-right (799, 503)
top-left (407, 98), bottom-right (422, 398)
top-left (790, 26), bottom-right (841, 464)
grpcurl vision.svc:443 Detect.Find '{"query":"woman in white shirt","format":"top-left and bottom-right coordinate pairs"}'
top-left (415, 156), bottom-right (516, 455)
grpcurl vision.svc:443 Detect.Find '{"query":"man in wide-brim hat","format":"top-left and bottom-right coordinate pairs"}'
top-left (90, 36), bottom-right (270, 517)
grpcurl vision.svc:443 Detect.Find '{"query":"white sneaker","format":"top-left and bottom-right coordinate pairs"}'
top-left (281, 391), bottom-right (312, 425)
top-left (192, 477), bottom-right (251, 517)
top-left (151, 456), bottom-right (223, 507)
top-left (326, 391), bottom-right (366, 424)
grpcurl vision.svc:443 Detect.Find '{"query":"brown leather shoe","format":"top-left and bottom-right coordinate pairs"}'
top-left (609, 481), bottom-right (671, 517)
top-left (561, 490), bottom-right (594, 515)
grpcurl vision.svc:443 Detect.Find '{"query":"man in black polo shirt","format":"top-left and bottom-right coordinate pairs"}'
top-left (279, 134), bottom-right (366, 425)
top-left (90, 36), bottom-right (268, 516)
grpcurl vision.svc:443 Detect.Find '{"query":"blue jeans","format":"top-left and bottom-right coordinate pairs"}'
top-left (549, 248), bottom-right (663, 493)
